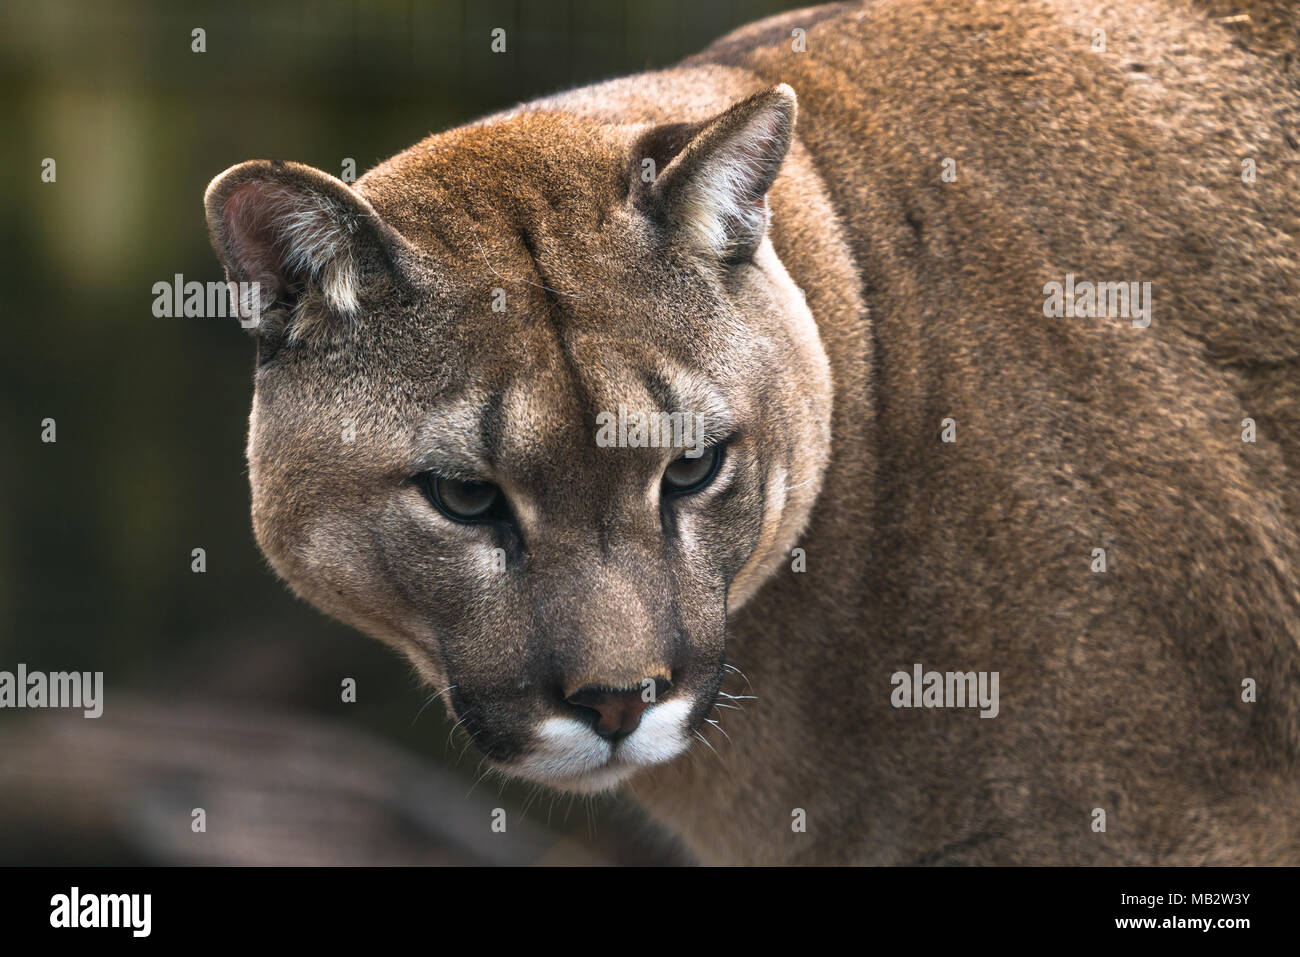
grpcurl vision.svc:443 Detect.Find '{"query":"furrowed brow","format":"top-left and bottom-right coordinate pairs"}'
top-left (648, 368), bottom-right (736, 444)
top-left (411, 392), bottom-right (496, 477)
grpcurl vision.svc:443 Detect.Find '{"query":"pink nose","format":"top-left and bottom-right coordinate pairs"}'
top-left (565, 684), bottom-right (662, 739)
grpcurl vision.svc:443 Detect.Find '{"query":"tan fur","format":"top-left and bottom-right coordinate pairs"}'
top-left (206, 0), bottom-right (1300, 863)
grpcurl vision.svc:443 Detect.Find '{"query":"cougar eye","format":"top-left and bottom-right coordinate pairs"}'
top-left (662, 444), bottom-right (723, 495)
top-left (420, 474), bottom-right (506, 524)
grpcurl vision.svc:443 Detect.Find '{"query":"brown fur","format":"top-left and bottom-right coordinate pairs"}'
top-left (206, 0), bottom-right (1300, 863)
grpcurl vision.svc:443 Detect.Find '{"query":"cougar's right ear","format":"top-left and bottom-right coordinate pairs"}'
top-left (203, 160), bottom-right (407, 344)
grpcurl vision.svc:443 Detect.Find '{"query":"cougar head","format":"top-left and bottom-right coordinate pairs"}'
top-left (204, 85), bottom-right (832, 793)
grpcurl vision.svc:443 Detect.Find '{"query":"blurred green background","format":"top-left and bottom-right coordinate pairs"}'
top-left (0, 0), bottom-right (802, 865)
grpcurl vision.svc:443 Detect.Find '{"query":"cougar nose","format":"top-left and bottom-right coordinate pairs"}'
top-left (565, 678), bottom-right (670, 739)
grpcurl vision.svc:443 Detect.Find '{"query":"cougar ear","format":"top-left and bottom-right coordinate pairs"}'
top-left (203, 160), bottom-right (402, 341)
top-left (646, 84), bottom-right (797, 265)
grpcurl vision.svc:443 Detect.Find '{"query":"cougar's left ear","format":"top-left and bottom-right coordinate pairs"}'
top-left (204, 160), bottom-right (410, 342)
top-left (642, 84), bottom-right (797, 266)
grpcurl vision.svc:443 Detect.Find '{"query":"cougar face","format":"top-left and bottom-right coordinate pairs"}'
top-left (206, 87), bottom-right (833, 793)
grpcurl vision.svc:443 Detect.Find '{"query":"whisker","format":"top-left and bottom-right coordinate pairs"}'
top-left (704, 718), bottom-right (732, 744)
top-left (465, 762), bottom-right (495, 800)
top-left (412, 684), bottom-right (457, 725)
top-left (445, 710), bottom-right (474, 752)
top-left (519, 783), bottom-right (544, 824)
top-left (723, 663), bottom-right (755, 693)
top-left (693, 728), bottom-right (721, 760)
top-left (456, 729), bottom-right (479, 764)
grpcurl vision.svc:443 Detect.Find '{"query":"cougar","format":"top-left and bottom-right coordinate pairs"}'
top-left (204, 0), bottom-right (1300, 864)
